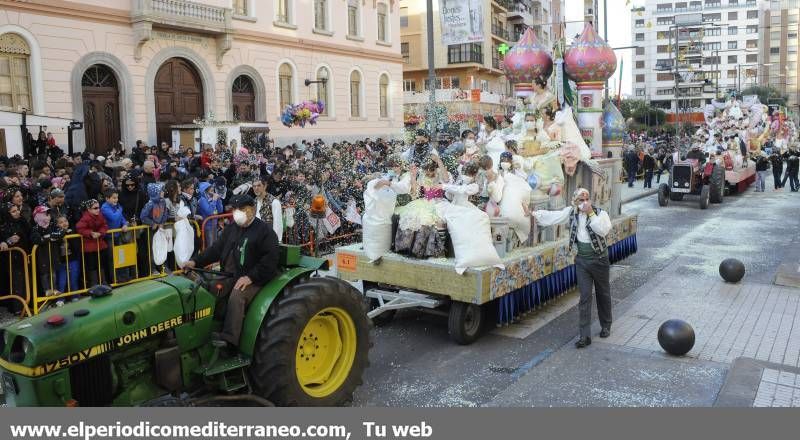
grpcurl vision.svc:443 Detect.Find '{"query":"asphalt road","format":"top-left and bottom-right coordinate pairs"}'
top-left (353, 184), bottom-right (800, 407)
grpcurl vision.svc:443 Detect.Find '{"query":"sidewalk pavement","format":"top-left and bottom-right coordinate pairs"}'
top-left (488, 256), bottom-right (800, 407)
top-left (617, 181), bottom-right (659, 204)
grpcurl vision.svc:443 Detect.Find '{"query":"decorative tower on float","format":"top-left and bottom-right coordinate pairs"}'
top-left (602, 100), bottom-right (626, 158)
top-left (564, 22), bottom-right (617, 158)
top-left (503, 28), bottom-right (553, 102)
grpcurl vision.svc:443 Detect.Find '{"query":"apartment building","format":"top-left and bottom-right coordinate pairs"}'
top-left (400, 0), bottom-right (560, 117)
top-left (0, 0), bottom-right (403, 154)
top-left (760, 0), bottom-right (800, 109)
top-left (630, 0), bottom-right (761, 113)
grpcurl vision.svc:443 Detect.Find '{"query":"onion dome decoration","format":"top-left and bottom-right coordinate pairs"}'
top-left (503, 28), bottom-right (553, 84)
top-left (602, 100), bottom-right (626, 147)
top-left (564, 22), bottom-right (617, 83)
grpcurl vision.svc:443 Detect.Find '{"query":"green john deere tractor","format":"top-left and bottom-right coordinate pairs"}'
top-left (0, 246), bottom-right (371, 407)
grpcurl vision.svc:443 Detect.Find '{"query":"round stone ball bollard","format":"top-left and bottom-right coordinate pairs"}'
top-left (719, 258), bottom-right (746, 283)
top-left (657, 319), bottom-right (695, 356)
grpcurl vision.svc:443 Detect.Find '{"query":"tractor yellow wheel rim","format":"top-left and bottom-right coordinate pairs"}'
top-left (295, 307), bottom-right (357, 398)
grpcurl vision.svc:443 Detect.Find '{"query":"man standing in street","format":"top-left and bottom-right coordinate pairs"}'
top-left (184, 195), bottom-right (280, 348)
top-left (532, 188), bottom-right (613, 348)
top-left (623, 146), bottom-right (639, 188)
top-left (769, 149), bottom-right (784, 190)
top-left (642, 148), bottom-right (656, 189)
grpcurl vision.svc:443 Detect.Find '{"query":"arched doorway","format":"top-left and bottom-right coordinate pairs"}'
top-left (81, 64), bottom-right (120, 154)
top-left (154, 58), bottom-right (204, 145)
top-left (232, 75), bottom-right (255, 121)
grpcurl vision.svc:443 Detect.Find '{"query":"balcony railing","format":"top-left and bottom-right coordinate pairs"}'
top-left (493, 0), bottom-right (513, 11)
top-left (492, 56), bottom-right (501, 70)
top-left (132, 0), bottom-right (233, 34)
top-left (492, 24), bottom-right (511, 40)
top-left (131, 0), bottom-right (234, 65)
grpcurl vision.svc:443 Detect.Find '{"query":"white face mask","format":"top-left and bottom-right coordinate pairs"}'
top-left (232, 209), bottom-right (248, 226)
top-left (500, 162), bottom-right (512, 171)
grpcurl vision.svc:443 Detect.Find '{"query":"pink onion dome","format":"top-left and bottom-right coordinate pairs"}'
top-left (564, 22), bottom-right (617, 83)
top-left (503, 28), bottom-right (553, 84)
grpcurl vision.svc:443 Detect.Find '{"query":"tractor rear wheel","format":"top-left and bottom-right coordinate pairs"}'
top-left (250, 277), bottom-right (371, 406)
top-left (710, 165), bottom-right (724, 204)
top-left (699, 185), bottom-right (710, 209)
top-left (669, 192), bottom-right (684, 201)
top-left (658, 183), bottom-right (670, 207)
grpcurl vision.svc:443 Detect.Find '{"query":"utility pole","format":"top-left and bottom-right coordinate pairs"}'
top-left (426, 0), bottom-right (436, 135)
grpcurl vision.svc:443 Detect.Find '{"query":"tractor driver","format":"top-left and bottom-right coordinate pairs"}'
top-left (184, 195), bottom-right (280, 348)
top-left (686, 144), bottom-right (707, 164)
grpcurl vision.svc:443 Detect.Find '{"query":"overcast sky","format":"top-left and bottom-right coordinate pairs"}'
top-left (564, 0), bottom-right (636, 96)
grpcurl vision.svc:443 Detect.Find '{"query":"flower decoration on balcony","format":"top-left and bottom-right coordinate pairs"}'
top-left (404, 114), bottom-right (423, 127)
top-left (281, 100), bottom-right (325, 128)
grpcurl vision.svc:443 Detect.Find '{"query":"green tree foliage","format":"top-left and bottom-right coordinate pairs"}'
top-left (740, 85), bottom-right (788, 107)
top-left (619, 99), bottom-right (667, 127)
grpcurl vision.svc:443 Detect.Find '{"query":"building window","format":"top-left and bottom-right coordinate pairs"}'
top-left (278, 63), bottom-right (293, 109)
top-left (746, 25), bottom-right (758, 34)
top-left (657, 17), bottom-right (674, 25)
top-left (635, 89), bottom-right (646, 97)
top-left (657, 45), bottom-right (670, 53)
top-left (348, 1), bottom-right (360, 37)
top-left (746, 54), bottom-right (757, 62)
top-left (728, 55), bottom-right (737, 64)
top-left (401, 42), bottom-right (410, 63)
top-left (636, 60), bottom-right (645, 69)
top-left (727, 69), bottom-right (737, 79)
top-left (636, 47), bottom-right (645, 55)
top-left (703, 13), bottom-right (721, 22)
top-left (746, 10), bottom-right (758, 19)
top-left (657, 72), bottom-right (674, 81)
top-left (480, 80), bottom-right (489, 92)
top-left (379, 74), bottom-right (389, 118)
top-left (635, 19), bottom-right (644, 28)
top-left (314, 0), bottom-right (327, 30)
top-left (705, 0), bottom-right (720, 6)
top-left (403, 80), bottom-right (416, 92)
top-left (705, 42), bottom-right (721, 50)
top-left (770, 47), bottom-right (780, 54)
top-left (276, 0), bottom-right (291, 23)
top-left (315, 67), bottom-right (329, 116)
top-left (746, 40), bottom-right (757, 49)
top-left (728, 26), bottom-right (738, 35)
top-left (728, 11), bottom-right (737, 20)
top-left (448, 43), bottom-right (483, 64)
top-left (377, 3), bottom-right (388, 42)
top-left (706, 28), bottom-right (721, 36)
top-left (0, 33), bottom-right (32, 112)
top-left (635, 74), bottom-right (645, 83)
top-left (350, 70), bottom-right (361, 117)
top-left (233, 0), bottom-right (248, 15)
top-left (635, 33), bottom-right (645, 41)
top-left (728, 41), bottom-right (737, 49)
top-left (400, 7), bottom-right (408, 27)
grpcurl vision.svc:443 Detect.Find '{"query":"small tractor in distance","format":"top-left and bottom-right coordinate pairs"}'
top-left (658, 158), bottom-right (725, 209)
top-left (0, 246), bottom-right (371, 407)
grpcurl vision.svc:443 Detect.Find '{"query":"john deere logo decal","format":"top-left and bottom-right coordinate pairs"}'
top-left (0, 308), bottom-right (212, 378)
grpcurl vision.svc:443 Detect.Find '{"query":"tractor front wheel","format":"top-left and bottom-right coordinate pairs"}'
top-left (699, 185), bottom-right (710, 209)
top-left (250, 277), bottom-right (371, 406)
top-left (710, 165), bottom-right (724, 204)
top-left (658, 183), bottom-right (670, 207)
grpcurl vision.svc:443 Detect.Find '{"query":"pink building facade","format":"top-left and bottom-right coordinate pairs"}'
top-left (0, 0), bottom-right (404, 155)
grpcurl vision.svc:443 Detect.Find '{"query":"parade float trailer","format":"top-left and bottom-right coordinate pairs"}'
top-left (336, 25), bottom-right (639, 344)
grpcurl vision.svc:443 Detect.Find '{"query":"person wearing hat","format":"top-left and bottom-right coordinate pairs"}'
top-left (184, 195), bottom-right (280, 348)
top-left (531, 188), bottom-right (613, 348)
top-left (402, 129), bottom-right (438, 166)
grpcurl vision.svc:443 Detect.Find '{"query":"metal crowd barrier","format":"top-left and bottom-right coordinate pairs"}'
top-left (0, 247), bottom-right (32, 317)
top-left (29, 221), bottom-right (200, 315)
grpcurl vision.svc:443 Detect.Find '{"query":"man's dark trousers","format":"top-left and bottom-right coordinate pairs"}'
top-left (575, 253), bottom-right (612, 339)
top-left (627, 167), bottom-right (636, 187)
